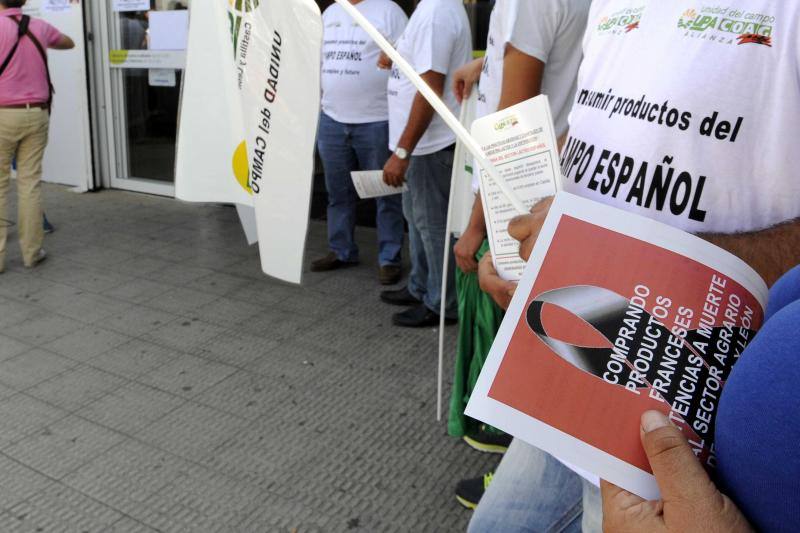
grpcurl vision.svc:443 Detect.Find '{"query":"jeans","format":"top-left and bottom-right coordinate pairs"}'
top-left (469, 440), bottom-right (603, 533)
top-left (0, 108), bottom-right (48, 269)
top-left (316, 113), bottom-right (404, 266)
top-left (403, 149), bottom-right (457, 319)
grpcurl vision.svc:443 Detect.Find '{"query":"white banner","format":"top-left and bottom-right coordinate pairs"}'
top-left (240, 0), bottom-right (322, 284)
top-left (176, 0), bottom-right (322, 284)
top-left (175, 0), bottom-right (250, 206)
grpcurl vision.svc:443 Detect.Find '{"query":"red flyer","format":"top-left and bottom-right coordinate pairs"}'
top-left (466, 192), bottom-right (768, 499)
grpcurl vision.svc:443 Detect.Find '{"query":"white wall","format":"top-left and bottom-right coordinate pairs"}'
top-left (23, 0), bottom-right (93, 191)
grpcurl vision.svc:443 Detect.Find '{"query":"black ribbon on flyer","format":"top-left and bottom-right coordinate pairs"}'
top-left (525, 285), bottom-right (755, 448)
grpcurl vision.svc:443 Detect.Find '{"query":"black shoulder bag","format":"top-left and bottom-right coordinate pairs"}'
top-left (0, 15), bottom-right (30, 78)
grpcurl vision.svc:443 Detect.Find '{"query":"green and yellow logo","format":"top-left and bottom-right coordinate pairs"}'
top-left (494, 115), bottom-right (519, 132)
top-left (228, 0), bottom-right (260, 58)
top-left (226, 1), bottom-right (259, 195)
top-left (596, 6), bottom-right (644, 36)
top-left (677, 6), bottom-right (775, 46)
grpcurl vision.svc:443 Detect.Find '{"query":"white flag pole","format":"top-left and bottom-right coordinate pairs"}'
top-left (333, 0), bottom-right (528, 215)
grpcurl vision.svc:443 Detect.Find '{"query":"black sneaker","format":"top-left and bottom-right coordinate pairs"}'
top-left (379, 286), bottom-right (421, 306)
top-left (392, 304), bottom-right (457, 328)
top-left (463, 426), bottom-right (512, 454)
top-left (455, 473), bottom-right (494, 510)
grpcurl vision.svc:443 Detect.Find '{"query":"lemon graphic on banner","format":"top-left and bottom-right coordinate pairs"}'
top-left (232, 141), bottom-right (252, 195)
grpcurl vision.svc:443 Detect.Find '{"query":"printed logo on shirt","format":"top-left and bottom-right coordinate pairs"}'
top-left (596, 6), bottom-right (646, 36)
top-left (677, 7), bottom-right (775, 47)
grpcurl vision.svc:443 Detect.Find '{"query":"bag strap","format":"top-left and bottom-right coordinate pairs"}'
top-left (0, 15), bottom-right (30, 78)
top-left (16, 16), bottom-right (54, 111)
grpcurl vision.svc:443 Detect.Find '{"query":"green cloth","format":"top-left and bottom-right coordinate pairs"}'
top-left (448, 240), bottom-right (505, 438)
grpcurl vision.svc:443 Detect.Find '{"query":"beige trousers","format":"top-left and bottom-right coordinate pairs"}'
top-left (0, 108), bottom-right (49, 269)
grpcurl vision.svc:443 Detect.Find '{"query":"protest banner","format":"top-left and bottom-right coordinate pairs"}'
top-left (466, 192), bottom-right (768, 499)
top-left (176, 0), bottom-right (323, 284)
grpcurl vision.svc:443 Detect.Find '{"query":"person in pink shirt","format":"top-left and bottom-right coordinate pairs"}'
top-left (0, 0), bottom-right (73, 273)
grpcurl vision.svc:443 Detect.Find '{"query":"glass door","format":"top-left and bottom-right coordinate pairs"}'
top-left (99, 0), bottom-right (190, 196)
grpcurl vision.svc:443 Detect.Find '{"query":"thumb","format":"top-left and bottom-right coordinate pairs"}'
top-left (640, 411), bottom-right (718, 504)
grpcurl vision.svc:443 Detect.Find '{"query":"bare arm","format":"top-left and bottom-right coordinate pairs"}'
top-left (383, 70), bottom-right (446, 187)
top-left (701, 219), bottom-right (800, 286)
top-left (396, 70), bottom-right (446, 154)
top-left (497, 44), bottom-right (545, 111)
top-left (50, 34), bottom-right (75, 50)
top-left (458, 45), bottom-right (547, 271)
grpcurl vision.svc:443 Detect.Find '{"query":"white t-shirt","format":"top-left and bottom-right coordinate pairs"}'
top-left (476, 0), bottom-right (591, 135)
top-left (472, 0), bottom-right (590, 192)
top-left (387, 0), bottom-right (472, 156)
top-left (321, 0), bottom-right (408, 124)
top-left (562, 0), bottom-right (800, 234)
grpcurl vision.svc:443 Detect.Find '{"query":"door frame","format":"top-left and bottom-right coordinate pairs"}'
top-left (84, 0), bottom-right (176, 197)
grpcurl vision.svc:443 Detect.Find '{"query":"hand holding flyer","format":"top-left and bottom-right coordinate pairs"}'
top-left (350, 170), bottom-right (407, 199)
top-left (473, 96), bottom-right (561, 281)
top-left (466, 192), bottom-right (768, 500)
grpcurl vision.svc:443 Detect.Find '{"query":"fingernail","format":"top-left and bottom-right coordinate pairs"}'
top-left (641, 411), bottom-right (669, 433)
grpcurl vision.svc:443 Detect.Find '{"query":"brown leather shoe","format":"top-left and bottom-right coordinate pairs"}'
top-left (310, 252), bottom-right (357, 272)
top-left (378, 265), bottom-right (402, 286)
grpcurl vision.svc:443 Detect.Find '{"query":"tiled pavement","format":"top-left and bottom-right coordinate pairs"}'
top-left (0, 185), bottom-right (497, 532)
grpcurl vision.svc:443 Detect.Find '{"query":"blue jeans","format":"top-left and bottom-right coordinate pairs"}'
top-left (316, 113), bottom-right (404, 266)
top-left (469, 440), bottom-right (603, 533)
top-left (404, 149), bottom-right (457, 319)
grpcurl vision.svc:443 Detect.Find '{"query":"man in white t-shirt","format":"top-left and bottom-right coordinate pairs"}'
top-left (311, 0), bottom-right (408, 286)
top-left (477, 1), bottom-right (800, 531)
top-left (378, 0), bottom-right (471, 328)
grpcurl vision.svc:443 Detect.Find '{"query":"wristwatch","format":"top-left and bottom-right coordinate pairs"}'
top-left (394, 147), bottom-right (409, 160)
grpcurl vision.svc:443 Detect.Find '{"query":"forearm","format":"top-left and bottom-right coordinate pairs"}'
top-left (396, 92), bottom-right (437, 153)
top-left (466, 195), bottom-right (487, 236)
top-left (700, 219), bottom-right (800, 287)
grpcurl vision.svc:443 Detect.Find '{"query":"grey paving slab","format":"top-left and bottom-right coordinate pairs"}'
top-left (0, 185), bottom-right (497, 532)
top-left (0, 394), bottom-right (70, 448)
top-left (3, 415), bottom-right (126, 480)
top-left (0, 349), bottom-right (76, 390)
top-left (76, 381), bottom-right (185, 435)
top-left (42, 326), bottom-right (133, 363)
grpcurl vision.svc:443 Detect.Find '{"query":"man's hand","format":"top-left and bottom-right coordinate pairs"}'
top-left (454, 226), bottom-right (485, 273)
top-left (383, 154), bottom-right (409, 187)
top-left (507, 196), bottom-right (555, 261)
top-left (452, 57), bottom-right (484, 103)
top-left (601, 411), bottom-right (753, 533)
top-left (377, 51), bottom-right (392, 70)
top-left (478, 253), bottom-right (517, 310)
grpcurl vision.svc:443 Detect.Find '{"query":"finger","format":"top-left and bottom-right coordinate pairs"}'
top-left (463, 77), bottom-right (474, 99)
top-left (640, 411), bottom-right (718, 504)
top-left (508, 214), bottom-right (535, 243)
top-left (601, 480), bottom-right (644, 511)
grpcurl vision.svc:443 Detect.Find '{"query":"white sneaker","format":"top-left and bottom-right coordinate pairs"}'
top-left (25, 249), bottom-right (47, 268)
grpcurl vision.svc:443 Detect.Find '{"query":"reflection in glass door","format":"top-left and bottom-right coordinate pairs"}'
top-left (104, 0), bottom-right (190, 195)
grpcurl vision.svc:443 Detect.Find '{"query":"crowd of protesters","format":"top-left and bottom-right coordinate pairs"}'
top-left (3, 0), bottom-right (799, 530)
top-left (314, 0), bottom-right (800, 531)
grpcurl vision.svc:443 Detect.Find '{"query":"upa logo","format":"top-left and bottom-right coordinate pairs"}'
top-left (677, 6), bottom-right (775, 47)
top-left (596, 6), bottom-right (645, 36)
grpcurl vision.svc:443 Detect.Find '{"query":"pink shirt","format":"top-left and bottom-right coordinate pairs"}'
top-left (0, 8), bottom-right (62, 106)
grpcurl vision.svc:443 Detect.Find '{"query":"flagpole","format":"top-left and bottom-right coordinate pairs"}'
top-left (333, 0), bottom-right (528, 216)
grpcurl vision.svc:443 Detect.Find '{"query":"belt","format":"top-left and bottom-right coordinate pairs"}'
top-left (0, 103), bottom-right (48, 110)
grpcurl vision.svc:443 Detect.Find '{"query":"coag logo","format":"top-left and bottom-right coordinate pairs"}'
top-left (677, 6), bottom-right (774, 47)
top-left (596, 6), bottom-right (645, 36)
top-left (494, 115), bottom-right (519, 131)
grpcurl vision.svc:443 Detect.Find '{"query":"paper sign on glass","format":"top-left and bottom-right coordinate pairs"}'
top-left (351, 171), bottom-right (407, 199)
top-left (148, 11), bottom-right (189, 51)
top-left (113, 0), bottom-right (149, 12)
top-left (466, 192), bottom-right (768, 500)
top-left (473, 95), bottom-right (561, 282)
